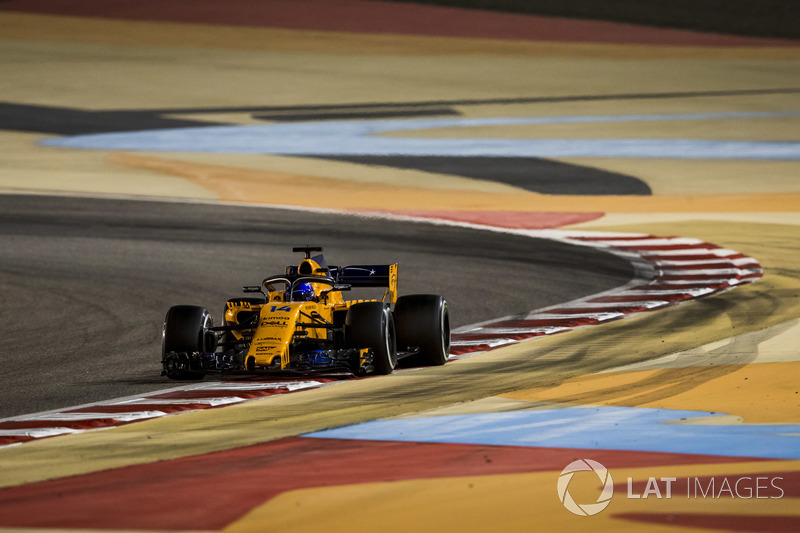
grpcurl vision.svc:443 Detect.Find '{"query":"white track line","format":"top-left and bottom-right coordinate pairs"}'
top-left (0, 203), bottom-right (763, 447)
top-left (448, 229), bottom-right (762, 359)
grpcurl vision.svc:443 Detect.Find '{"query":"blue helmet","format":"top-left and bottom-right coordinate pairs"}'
top-left (291, 282), bottom-right (315, 302)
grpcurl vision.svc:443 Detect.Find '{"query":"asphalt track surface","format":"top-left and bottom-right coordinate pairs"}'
top-left (0, 194), bottom-right (633, 419)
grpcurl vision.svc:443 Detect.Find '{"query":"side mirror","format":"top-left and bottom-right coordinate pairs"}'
top-left (242, 285), bottom-right (268, 303)
top-left (319, 283), bottom-right (352, 303)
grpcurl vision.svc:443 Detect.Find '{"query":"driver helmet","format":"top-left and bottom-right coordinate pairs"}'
top-left (291, 282), bottom-right (316, 302)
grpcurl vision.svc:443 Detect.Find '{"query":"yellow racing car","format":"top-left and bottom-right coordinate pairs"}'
top-left (161, 246), bottom-right (450, 379)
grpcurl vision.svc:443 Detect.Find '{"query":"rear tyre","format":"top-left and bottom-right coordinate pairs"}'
top-left (162, 305), bottom-right (211, 380)
top-left (394, 294), bottom-right (450, 367)
top-left (345, 302), bottom-right (397, 375)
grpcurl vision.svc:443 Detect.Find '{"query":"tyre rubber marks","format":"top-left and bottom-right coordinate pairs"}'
top-left (450, 231), bottom-right (763, 356)
top-left (0, 232), bottom-right (763, 447)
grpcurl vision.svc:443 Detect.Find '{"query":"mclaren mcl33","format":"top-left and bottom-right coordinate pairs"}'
top-left (162, 247), bottom-right (450, 379)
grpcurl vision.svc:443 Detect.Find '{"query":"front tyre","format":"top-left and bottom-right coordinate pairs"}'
top-left (162, 305), bottom-right (212, 380)
top-left (345, 302), bottom-right (397, 375)
top-left (394, 294), bottom-right (450, 367)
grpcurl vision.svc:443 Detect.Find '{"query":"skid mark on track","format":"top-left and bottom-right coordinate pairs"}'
top-left (0, 209), bottom-right (763, 448)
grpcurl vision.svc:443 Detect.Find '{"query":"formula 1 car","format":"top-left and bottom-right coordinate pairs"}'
top-left (161, 246), bottom-right (450, 379)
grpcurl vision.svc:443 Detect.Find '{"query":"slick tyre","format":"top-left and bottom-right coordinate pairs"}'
top-left (394, 294), bottom-right (450, 367)
top-left (162, 305), bottom-right (211, 380)
top-left (346, 302), bottom-right (397, 375)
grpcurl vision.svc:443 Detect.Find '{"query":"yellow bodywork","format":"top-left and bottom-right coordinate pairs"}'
top-left (387, 263), bottom-right (398, 304)
top-left (248, 302), bottom-right (329, 368)
top-left (224, 257), bottom-right (397, 371)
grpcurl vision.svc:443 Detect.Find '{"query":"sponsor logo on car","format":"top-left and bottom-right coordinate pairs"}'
top-left (260, 319), bottom-right (289, 327)
top-left (255, 346), bottom-right (276, 353)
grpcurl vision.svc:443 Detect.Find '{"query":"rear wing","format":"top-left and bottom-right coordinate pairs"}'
top-left (330, 264), bottom-right (398, 303)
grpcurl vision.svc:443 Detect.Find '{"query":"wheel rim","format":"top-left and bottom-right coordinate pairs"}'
top-left (386, 309), bottom-right (397, 369)
top-left (440, 302), bottom-right (451, 357)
